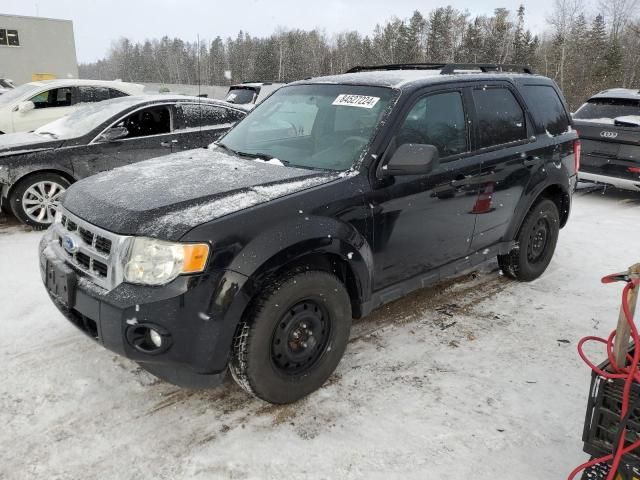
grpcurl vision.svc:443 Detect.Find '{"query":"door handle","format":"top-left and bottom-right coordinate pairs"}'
top-left (523, 156), bottom-right (539, 167)
top-left (161, 140), bottom-right (178, 148)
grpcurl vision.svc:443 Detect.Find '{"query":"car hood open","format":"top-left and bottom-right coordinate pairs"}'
top-left (62, 147), bottom-right (338, 240)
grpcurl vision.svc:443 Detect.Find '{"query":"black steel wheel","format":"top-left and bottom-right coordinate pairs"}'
top-left (498, 198), bottom-right (560, 282)
top-left (230, 269), bottom-right (351, 404)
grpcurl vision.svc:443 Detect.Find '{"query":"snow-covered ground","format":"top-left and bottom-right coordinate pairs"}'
top-left (1, 186), bottom-right (639, 480)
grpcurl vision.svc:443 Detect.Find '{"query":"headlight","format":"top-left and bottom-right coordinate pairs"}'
top-left (123, 237), bottom-right (210, 286)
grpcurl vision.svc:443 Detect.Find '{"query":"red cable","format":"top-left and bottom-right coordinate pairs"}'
top-left (569, 280), bottom-right (640, 480)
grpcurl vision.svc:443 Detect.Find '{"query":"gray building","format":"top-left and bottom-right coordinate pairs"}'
top-left (0, 14), bottom-right (78, 85)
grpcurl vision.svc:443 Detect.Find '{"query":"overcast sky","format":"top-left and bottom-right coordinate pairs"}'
top-left (3, 0), bottom-right (556, 62)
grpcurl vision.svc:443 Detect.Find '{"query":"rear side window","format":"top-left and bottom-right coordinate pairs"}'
top-left (472, 87), bottom-right (526, 148)
top-left (397, 91), bottom-right (468, 158)
top-left (521, 85), bottom-right (570, 136)
top-left (180, 104), bottom-right (243, 129)
top-left (574, 98), bottom-right (640, 120)
top-left (77, 86), bottom-right (110, 103)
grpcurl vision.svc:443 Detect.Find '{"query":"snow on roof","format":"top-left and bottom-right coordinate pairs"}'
top-left (25, 79), bottom-right (145, 93)
top-left (294, 70), bottom-right (547, 90)
top-left (593, 88), bottom-right (640, 100)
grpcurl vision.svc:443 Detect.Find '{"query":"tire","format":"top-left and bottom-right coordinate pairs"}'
top-left (230, 270), bottom-right (352, 404)
top-left (9, 172), bottom-right (70, 230)
top-left (498, 198), bottom-right (560, 282)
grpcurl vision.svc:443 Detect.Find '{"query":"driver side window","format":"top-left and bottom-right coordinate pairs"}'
top-left (397, 91), bottom-right (468, 158)
top-left (29, 87), bottom-right (73, 109)
top-left (115, 105), bottom-right (172, 139)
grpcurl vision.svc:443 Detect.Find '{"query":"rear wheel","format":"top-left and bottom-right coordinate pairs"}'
top-left (230, 270), bottom-right (352, 404)
top-left (498, 198), bottom-right (560, 282)
top-left (9, 173), bottom-right (70, 229)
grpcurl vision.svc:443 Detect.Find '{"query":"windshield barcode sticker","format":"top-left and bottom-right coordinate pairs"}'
top-left (333, 94), bottom-right (380, 109)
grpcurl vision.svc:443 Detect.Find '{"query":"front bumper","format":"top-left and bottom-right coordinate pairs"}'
top-left (39, 229), bottom-right (248, 389)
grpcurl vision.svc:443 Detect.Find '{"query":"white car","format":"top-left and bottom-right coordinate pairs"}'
top-left (0, 79), bottom-right (145, 134)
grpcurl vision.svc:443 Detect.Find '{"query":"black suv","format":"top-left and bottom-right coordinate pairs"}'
top-left (39, 64), bottom-right (578, 404)
top-left (573, 88), bottom-right (640, 191)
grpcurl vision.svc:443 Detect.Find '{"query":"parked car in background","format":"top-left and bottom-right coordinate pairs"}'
top-left (574, 88), bottom-right (640, 191)
top-left (39, 63), bottom-right (578, 404)
top-left (0, 79), bottom-right (15, 95)
top-left (225, 81), bottom-right (285, 106)
top-left (0, 79), bottom-right (146, 134)
top-left (0, 95), bottom-right (247, 228)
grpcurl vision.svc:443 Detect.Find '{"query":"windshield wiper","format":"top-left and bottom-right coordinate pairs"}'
top-left (235, 151), bottom-right (290, 166)
top-left (214, 142), bottom-right (238, 155)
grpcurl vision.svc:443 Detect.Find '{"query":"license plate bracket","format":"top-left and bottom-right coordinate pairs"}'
top-left (46, 260), bottom-right (76, 306)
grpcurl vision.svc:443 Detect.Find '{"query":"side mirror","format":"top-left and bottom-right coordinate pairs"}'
top-left (382, 143), bottom-right (440, 176)
top-left (17, 101), bottom-right (35, 114)
top-left (96, 126), bottom-right (129, 143)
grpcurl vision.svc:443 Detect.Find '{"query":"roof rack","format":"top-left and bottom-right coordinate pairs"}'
top-left (346, 63), bottom-right (534, 75)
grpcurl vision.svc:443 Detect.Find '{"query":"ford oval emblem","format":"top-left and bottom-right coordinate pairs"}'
top-left (600, 131), bottom-right (618, 139)
top-left (62, 234), bottom-right (79, 254)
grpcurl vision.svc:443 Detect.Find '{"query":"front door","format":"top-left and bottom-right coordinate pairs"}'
top-left (72, 104), bottom-right (177, 178)
top-left (367, 88), bottom-right (482, 290)
top-left (12, 86), bottom-right (75, 132)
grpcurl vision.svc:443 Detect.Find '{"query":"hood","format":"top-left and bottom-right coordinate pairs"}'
top-left (0, 131), bottom-right (63, 156)
top-left (63, 147), bottom-right (338, 240)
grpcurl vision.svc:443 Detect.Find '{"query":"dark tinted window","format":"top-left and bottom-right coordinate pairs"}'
top-left (30, 87), bottom-right (73, 109)
top-left (397, 91), bottom-right (468, 157)
top-left (473, 88), bottom-right (526, 148)
top-left (180, 104), bottom-right (243, 129)
top-left (116, 105), bottom-right (171, 138)
top-left (522, 85), bottom-right (569, 135)
top-left (574, 98), bottom-right (640, 120)
top-left (77, 86), bottom-right (110, 103)
top-left (0, 29), bottom-right (6, 46)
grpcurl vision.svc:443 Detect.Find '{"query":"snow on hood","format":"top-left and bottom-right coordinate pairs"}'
top-left (0, 131), bottom-right (61, 155)
top-left (63, 148), bottom-right (338, 240)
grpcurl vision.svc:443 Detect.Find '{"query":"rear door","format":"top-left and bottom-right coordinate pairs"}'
top-left (172, 103), bottom-right (245, 152)
top-left (467, 83), bottom-right (541, 251)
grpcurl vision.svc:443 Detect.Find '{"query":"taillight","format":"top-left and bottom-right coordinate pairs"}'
top-left (628, 167), bottom-right (640, 174)
top-left (574, 138), bottom-right (581, 172)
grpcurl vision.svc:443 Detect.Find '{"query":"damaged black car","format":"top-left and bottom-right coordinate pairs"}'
top-left (0, 95), bottom-right (247, 228)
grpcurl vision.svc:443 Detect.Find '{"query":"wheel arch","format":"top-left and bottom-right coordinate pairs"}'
top-left (506, 181), bottom-right (571, 241)
top-left (6, 167), bottom-right (76, 202)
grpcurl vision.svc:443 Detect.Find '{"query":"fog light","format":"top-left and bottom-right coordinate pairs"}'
top-left (149, 329), bottom-right (162, 348)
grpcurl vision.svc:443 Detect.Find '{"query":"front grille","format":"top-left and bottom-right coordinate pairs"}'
top-left (53, 208), bottom-right (129, 290)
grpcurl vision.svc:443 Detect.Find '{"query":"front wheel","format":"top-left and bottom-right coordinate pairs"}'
top-left (9, 173), bottom-right (70, 229)
top-left (498, 198), bottom-right (560, 282)
top-left (230, 270), bottom-right (352, 404)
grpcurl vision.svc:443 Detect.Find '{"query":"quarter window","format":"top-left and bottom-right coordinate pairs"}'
top-left (397, 91), bottom-right (468, 158)
top-left (521, 85), bottom-right (570, 136)
top-left (472, 88), bottom-right (526, 148)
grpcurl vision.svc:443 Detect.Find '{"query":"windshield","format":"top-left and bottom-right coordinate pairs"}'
top-left (219, 84), bottom-right (396, 171)
top-left (0, 83), bottom-right (39, 107)
top-left (33, 97), bottom-right (134, 139)
top-left (226, 88), bottom-right (257, 104)
top-left (574, 98), bottom-right (640, 121)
